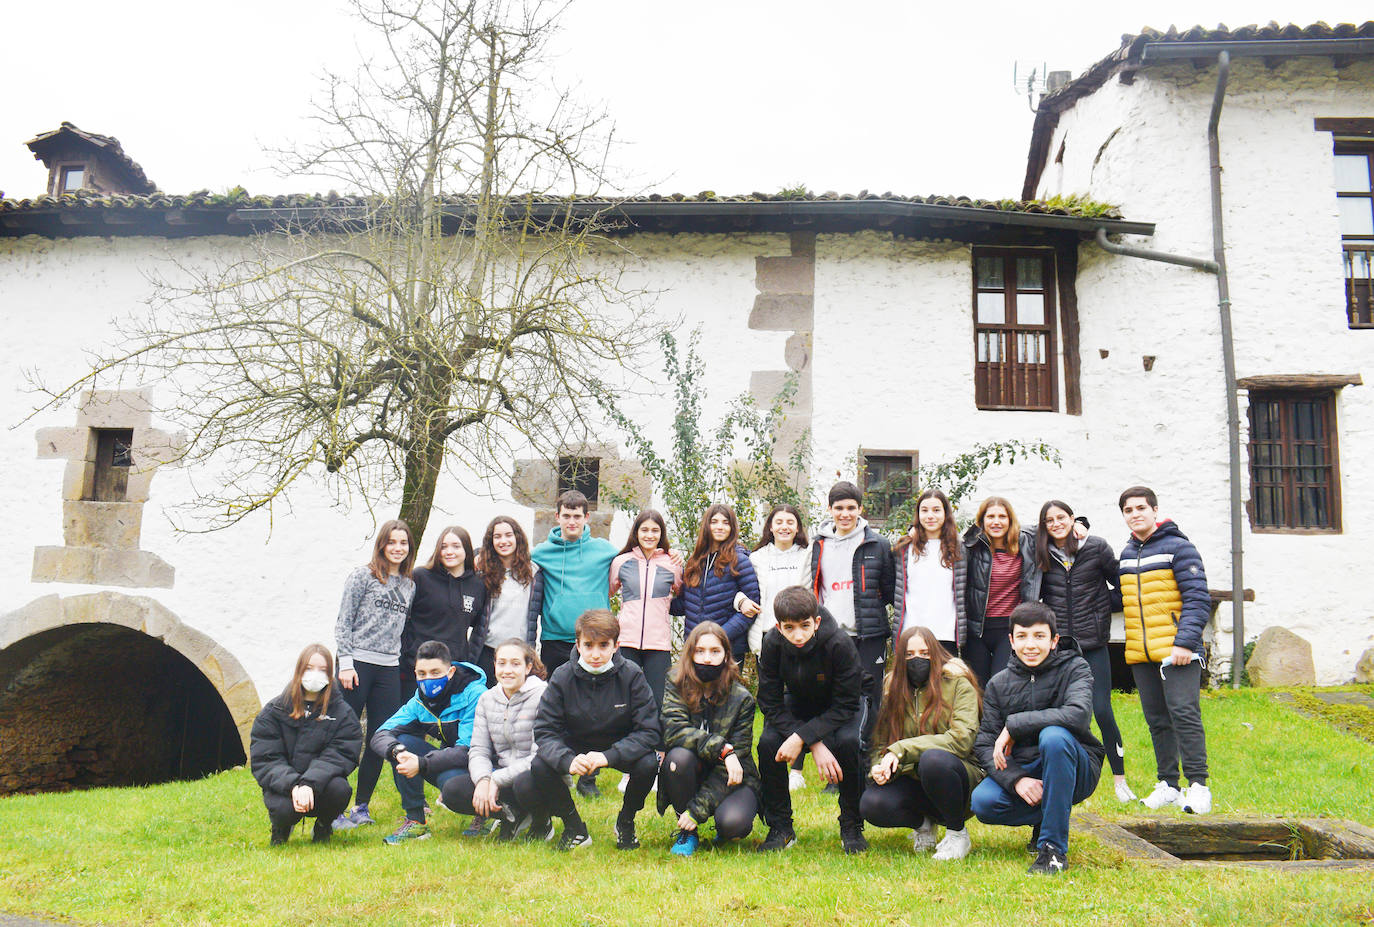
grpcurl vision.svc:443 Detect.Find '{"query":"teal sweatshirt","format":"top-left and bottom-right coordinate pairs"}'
top-left (530, 527), bottom-right (618, 643)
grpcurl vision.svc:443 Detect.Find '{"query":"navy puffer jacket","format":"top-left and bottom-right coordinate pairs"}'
top-left (678, 545), bottom-right (761, 659)
top-left (1038, 534), bottom-right (1120, 651)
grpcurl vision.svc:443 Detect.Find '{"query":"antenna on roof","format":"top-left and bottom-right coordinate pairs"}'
top-left (1014, 62), bottom-right (1071, 113)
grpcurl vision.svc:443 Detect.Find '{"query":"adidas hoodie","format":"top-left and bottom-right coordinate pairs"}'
top-left (335, 565), bottom-right (416, 674)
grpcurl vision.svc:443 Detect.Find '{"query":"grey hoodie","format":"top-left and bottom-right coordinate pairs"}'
top-left (815, 517), bottom-right (869, 635)
top-left (335, 565), bottom-right (415, 673)
top-left (467, 675), bottom-right (547, 787)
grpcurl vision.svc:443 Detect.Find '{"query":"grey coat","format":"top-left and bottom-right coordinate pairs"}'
top-left (467, 675), bottom-right (547, 787)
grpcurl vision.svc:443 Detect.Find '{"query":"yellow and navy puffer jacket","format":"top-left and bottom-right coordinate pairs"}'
top-left (1117, 521), bottom-right (1210, 664)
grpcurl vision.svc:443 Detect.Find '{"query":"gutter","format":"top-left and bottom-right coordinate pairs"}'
top-left (1093, 50), bottom-right (1246, 687)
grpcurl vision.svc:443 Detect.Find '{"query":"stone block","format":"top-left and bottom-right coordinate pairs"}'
top-left (532, 509), bottom-right (557, 544)
top-left (587, 511), bottom-right (615, 540)
top-left (130, 428), bottom-right (186, 468)
top-left (0, 595), bottom-right (65, 649)
top-left (222, 680), bottom-right (263, 731)
top-left (512, 459), bottom-right (557, 508)
top-left (750, 370), bottom-right (813, 415)
top-left (1355, 646), bottom-right (1374, 684)
top-left (748, 294), bottom-right (814, 332)
top-left (784, 332), bottom-right (812, 373)
top-left (92, 550), bottom-right (175, 589)
top-left (790, 231), bottom-right (816, 258)
top-left (75, 389), bottom-right (153, 429)
top-left (1245, 626), bottom-right (1316, 687)
top-left (35, 427), bottom-right (92, 461)
top-left (55, 589), bottom-right (114, 625)
top-left (600, 458), bottom-right (650, 508)
top-left (63, 501), bottom-right (144, 550)
top-left (32, 546), bottom-right (97, 585)
top-left (61, 460), bottom-right (94, 501)
top-left (123, 467), bottom-right (157, 503)
top-left (755, 256), bottom-right (814, 295)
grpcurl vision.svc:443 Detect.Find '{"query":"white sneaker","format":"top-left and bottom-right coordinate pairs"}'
top-left (932, 828), bottom-right (971, 861)
top-left (1114, 778), bottom-right (1138, 803)
top-left (788, 769), bottom-right (806, 792)
top-left (1181, 782), bottom-right (1212, 814)
top-left (1140, 780), bottom-right (1181, 810)
top-left (911, 818), bottom-right (938, 852)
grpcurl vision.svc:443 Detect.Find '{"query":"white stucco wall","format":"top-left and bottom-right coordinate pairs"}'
top-left (1029, 56), bottom-right (1374, 682)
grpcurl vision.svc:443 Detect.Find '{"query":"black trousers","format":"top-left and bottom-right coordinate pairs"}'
top-left (659, 747), bottom-right (758, 841)
top-left (964, 617), bottom-right (1011, 687)
top-left (338, 661), bottom-right (401, 806)
top-left (540, 639), bottom-right (575, 674)
top-left (477, 645), bottom-right (498, 689)
top-left (1082, 645), bottom-right (1126, 776)
top-left (853, 635), bottom-right (887, 749)
top-left (757, 720), bottom-right (862, 830)
top-left (518, 750), bottom-right (659, 824)
top-left (621, 647), bottom-right (671, 713)
top-left (262, 777), bottom-right (352, 832)
top-left (860, 748), bottom-right (971, 831)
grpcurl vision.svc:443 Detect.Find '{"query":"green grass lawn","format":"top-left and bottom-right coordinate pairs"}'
top-left (2, 688), bottom-right (1373, 927)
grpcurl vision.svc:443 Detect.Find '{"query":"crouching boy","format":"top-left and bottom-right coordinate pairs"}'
top-left (524, 609), bottom-right (662, 851)
top-left (370, 640), bottom-right (487, 845)
top-left (756, 586), bottom-right (867, 854)
top-left (970, 602), bottom-right (1104, 874)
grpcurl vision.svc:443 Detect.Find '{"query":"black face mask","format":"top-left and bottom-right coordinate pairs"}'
top-left (905, 656), bottom-right (932, 690)
top-left (693, 661), bottom-right (724, 683)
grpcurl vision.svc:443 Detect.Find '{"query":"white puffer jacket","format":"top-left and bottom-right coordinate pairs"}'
top-left (467, 675), bottom-right (547, 787)
top-left (747, 542), bottom-right (813, 653)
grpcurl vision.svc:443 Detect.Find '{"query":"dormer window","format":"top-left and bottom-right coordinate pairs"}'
top-left (59, 165), bottom-right (86, 193)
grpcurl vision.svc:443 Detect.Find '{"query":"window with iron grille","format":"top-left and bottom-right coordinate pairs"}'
top-left (1246, 391), bottom-right (1341, 532)
top-left (972, 249), bottom-right (1058, 411)
top-left (1335, 142), bottom-right (1374, 328)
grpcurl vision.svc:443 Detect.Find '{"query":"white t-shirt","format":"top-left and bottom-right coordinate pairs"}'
top-left (903, 540), bottom-right (957, 642)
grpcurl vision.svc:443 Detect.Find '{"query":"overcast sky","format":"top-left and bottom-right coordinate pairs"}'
top-left (1, 1), bottom-right (1367, 202)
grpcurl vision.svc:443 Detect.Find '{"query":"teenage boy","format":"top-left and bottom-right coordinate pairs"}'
top-left (1118, 485), bottom-right (1212, 815)
top-left (370, 640), bottom-right (487, 845)
top-left (756, 585), bottom-right (867, 854)
top-left (970, 602), bottom-right (1104, 875)
top-left (526, 609), bottom-right (661, 851)
top-left (811, 481), bottom-right (895, 749)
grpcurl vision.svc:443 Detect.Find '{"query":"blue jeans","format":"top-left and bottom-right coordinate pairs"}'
top-left (393, 733), bottom-right (470, 821)
top-left (970, 726), bottom-right (1099, 854)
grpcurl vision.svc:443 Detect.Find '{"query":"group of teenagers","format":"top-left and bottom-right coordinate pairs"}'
top-left (250, 479), bottom-right (1214, 874)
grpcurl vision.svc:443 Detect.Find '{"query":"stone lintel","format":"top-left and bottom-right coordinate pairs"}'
top-left (75, 389), bottom-right (154, 429)
top-left (32, 546), bottom-right (174, 588)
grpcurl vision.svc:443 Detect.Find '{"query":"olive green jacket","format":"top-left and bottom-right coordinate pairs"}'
top-left (881, 666), bottom-right (985, 792)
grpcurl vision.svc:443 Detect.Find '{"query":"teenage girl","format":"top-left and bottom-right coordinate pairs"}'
top-left (1036, 499), bottom-right (1134, 802)
top-left (250, 644), bottom-right (362, 845)
top-left (476, 516), bottom-right (542, 678)
top-left (748, 504), bottom-right (812, 655)
top-left (333, 519), bottom-right (416, 829)
top-left (962, 497), bottom-right (1039, 685)
top-left (658, 622), bottom-right (761, 855)
top-left (405, 525), bottom-right (488, 692)
top-left (862, 626), bottom-right (984, 860)
top-left (893, 488), bottom-right (966, 654)
top-left (678, 503), bottom-right (761, 661)
top-left (609, 509), bottom-right (683, 711)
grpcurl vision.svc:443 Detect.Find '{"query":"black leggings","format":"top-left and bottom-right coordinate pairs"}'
top-left (659, 747), bottom-right (758, 841)
top-left (518, 750), bottom-right (659, 825)
top-left (338, 661), bottom-right (401, 806)
top-left (860, 748), bottom-right (970, 831)
top-left (620, 648), bottom-right (671, 713)
top-left (964, 618), bottom-right (1011, 687)
top-left (263, 776), bottom-right (352, 831)
top-left (1081, 645), bottom-right (1125, 776)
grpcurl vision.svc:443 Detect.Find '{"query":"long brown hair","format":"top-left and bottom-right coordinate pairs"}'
top-left (892, 488), bottom-right (961, 568)
top-left (479, 517), bottom-right (534, 596)
top-left (872, 626), bottom-right (982, 759)
top-left (284, 643), bottom-right (337, 721)
top-left (684, 503), bottom-right (741, 586)
top-left (618, 509), bottom-right (672, 557)
top-left (753, 503), bottom-right (810, 552)
top-left (424, 525), bottom-right (474, 575)
top-left (1035, 499), bottom-right (1080, 572)
top-left (369, 519), bottom-right (416, 582)
top-left (974, 496), bottom-right (1021, 556)
top-left (671, 622), bottom-right (742, 713)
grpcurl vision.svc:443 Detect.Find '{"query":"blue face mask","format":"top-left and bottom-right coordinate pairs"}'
top-left (417, 675), bottom-right (449, 699)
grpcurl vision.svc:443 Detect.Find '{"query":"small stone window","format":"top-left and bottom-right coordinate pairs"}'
top-left (859, 449), bottom-right (918, 525)
top-left (88, 428), bottom-right (134, 502)
top-left (557, 456), bottom-right (600, 508)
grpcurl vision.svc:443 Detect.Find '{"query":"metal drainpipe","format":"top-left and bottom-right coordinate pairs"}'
top-left (1094, 50), bottom-right (1244, 687)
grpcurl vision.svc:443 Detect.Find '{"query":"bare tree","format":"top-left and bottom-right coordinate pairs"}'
top-left (32, 0), bottom-right (660, 538)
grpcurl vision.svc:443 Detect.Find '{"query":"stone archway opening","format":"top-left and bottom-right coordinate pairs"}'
top-left (0, 623), bottom-right (247, 794)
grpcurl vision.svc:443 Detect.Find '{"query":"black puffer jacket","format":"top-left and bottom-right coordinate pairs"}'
top-left (534, 653), bottom-right (661, 773)
top-left (972, 638), bottom-right (1105, 793)
top-left (893, 537), bottom-right (968, 646)
top-left (657, 677), bottom-right (760, 823)
top-left (757, 608), bottom-right (863, 744)
top-left (250, 692), bottom-right (362, 795)
top-left (1038, 535), bottom-right (1120, 650)
top-left (810, 525), bottom-right (896, 642)
top-left (962, 526), bottom-right (1040, 638)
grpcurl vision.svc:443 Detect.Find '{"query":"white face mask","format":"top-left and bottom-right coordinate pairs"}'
top-left (578, 656), bottom-right (614, 676)
top-left (301, 669), bottom-right (329, 694)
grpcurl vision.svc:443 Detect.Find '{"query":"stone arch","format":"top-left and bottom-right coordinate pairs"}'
top-left (0, 592), bottom-right (260, 794)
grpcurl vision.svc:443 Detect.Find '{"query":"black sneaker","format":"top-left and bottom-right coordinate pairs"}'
top-left (615, 820), bottom-right (640, 850)
top-left (1028, 844), bottom-right (1068, 875)
top-left (556, 827), bottom-right (593, 852)
top-left (840, 824), bottom-right (868, 855)
top-left (270, 823), bottom-right (292, 846)
top-left (496, 813), bottom-right (531, 842)
top-left (756, 827), bottom-right (797, 852)
top-left (525, 818), bottom-right (556, 842)
top-left (576, 775), bottom-right (602, 799)
top-left (311, 820), bottom-right (332, 844)
top-left (822, 781), bottom-right (840, 794)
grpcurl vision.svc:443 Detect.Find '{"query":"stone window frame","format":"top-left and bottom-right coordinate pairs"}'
top-left (971, 247), bottom-right (1060, 411)
top-left (858, 448), bottom-right (919, 527)
top-left (1243, 385), bottom-right (1344, 535)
